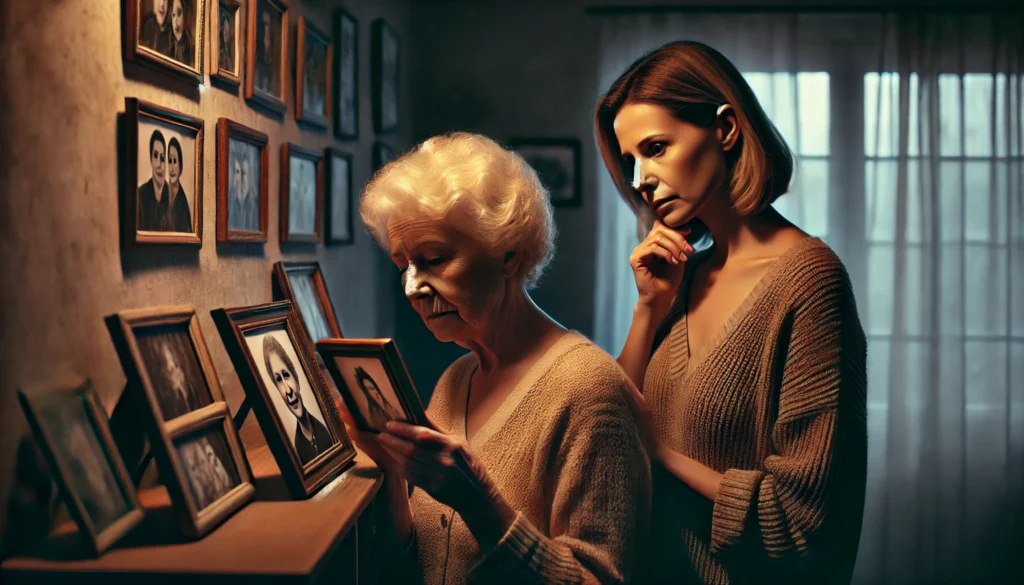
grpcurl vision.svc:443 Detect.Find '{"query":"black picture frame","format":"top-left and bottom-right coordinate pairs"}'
top-left (371, 18), bottom-right (399, 134)
top-left (508, 138), bottom-right (582, 208)
top-left (333, 8), bottom-right (359, 140)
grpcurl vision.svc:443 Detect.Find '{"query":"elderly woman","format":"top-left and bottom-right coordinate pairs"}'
top-left (347, 132), bottom-right (651, 585)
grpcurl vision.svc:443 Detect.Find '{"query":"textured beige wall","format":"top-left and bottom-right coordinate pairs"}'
top-left (0, 0), bottom-right (412, 546)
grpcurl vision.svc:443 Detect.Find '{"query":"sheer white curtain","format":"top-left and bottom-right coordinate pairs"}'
top-left (593, 10), bottom-right (1024, 584)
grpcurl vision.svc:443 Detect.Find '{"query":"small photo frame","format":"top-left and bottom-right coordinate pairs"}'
top-left (326, 148), bottom-right (353, 244)
top-left (372, 141), bottom-right (395, 174)
top-left (125, 98), bottom-right (205, 248)
top-left (296, 16), bottom-right (332, 129)
top-left (317, 339), bottom-right (429, 434)
top-left (333, 8), bottom-right (358, 140)
top-left (105, 306), bottom-right (255, 538)
top-left (371, 18), bottom-right (399, 134)
top-left (124, 0), bottom-right (206, 84)
top-left (212, 0), bottom-right (244, 85)
top-left (217, 118), bottom-right (269, 243)
top-left (508, 138), bottom-right (582, 207)
top-left (272, 261), bottom-right (342, 344)
top-left (211, 301), bottom-right (356, 499)
top-left (281, 143), bottom-right (323, 243)
top-left (246, 0), bottom-right (288, 113)
top-left (17, 377), bottom-right (144, 556)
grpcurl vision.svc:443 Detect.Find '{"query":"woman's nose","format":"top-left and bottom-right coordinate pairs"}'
top-left (404, 266), bottom-right (431, 299)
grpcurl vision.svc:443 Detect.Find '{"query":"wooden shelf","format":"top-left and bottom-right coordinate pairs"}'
top-left (1, 445), bottom-right (383, 585)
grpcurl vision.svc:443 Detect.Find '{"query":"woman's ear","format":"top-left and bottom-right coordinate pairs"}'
top-left (716, 104), bottom-right (740, 152)
top-left (502, 251), bottom-right (522, 278)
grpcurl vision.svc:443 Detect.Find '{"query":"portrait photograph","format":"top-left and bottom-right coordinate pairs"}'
top-left (17, 378), bottom-right (143, 556)
top-left (371, 18), bottom-right (399, 133)
top-left (125, 0), bottom-right (206, 84)
top-left (246, 0), bottom-right (288, 113)
top-left (333, 9), bottom-right (358, 140)
top-left (174, 423), bottom-right (242, 511)
top-left (281, 143), bottom-right (323, 243)
top-left (296, 16), bottom-right (332, 129)
top-left (326, 148), bottom-right (353, 244)
top-left (272, 261), bottom-right (343, 344)
top-left (133, 323), bottom-right (215, 421)
top-left (212, 301), bottom-right (355, 499)
top-left (217, 118), bottom-right (268, 242)
top-left (212, 0), bottom-right (243, 85)
top-left (508, 138), bottom-right (582, 207)
top-left (317, 338), bottom-right (429, 435)
top-left (125, 98), bottom-right (204, 248)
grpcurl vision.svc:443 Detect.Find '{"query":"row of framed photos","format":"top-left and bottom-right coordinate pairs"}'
top-left (124, 0), bottom-right (399, 137)
top-left (17, 261), bottom-right (429, 556)
top-left (126, 97), bottom-right (397, 247)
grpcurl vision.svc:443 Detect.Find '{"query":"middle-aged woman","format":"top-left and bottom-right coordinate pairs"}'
top-left (595, 41), bottom-right (868, 584)
top-left (345, 132), bottom-right (651, 585)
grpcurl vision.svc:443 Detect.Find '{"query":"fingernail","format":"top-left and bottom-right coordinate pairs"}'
top-left (385, 421), bottom-right (397, 431)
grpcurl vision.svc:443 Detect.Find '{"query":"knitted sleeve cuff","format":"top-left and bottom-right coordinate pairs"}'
top-left (710, 468), bottom-right (764, 556)
top-left (468, 512), bottom-right (582, 585)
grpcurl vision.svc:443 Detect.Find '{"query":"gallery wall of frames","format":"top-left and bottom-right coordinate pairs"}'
top-left (0, 0), bottom-right (415, 560)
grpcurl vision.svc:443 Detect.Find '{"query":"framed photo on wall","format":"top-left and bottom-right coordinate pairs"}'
top-left (296, 16), bottom-right (332, 129)
top-left (105, 306), bottom-right (255, 538)
top-left (245, 0), bottom-right (288, 113)
top-left (372, 141), bottom-right (395, 174)
top-left (333, 8), bottom-right (358, 140)
top-left (508, 138), bottom-right (582, 207)
top-left (124, 98), bottom-right (204, 248)
top-left (325, 148), bottom-right (353, 244)
top-left (212, 0), bottom-right (244, 86)
top-left (217, 118), bottom-right (269, 243)
top-left (317, 339), bottom-right (429, 434)
top-left (17, 377), bottom-right (145, 556)
top-left (211, 301), bottom-right (356, 499)
top-left (124, 0), bottom-right (207, 84)
top-left (280, 143), bottom-right (323, 243)
top-left (371, 18), bottom-right (399, 133)
top-left (272, 261), bottom-right (342, 343)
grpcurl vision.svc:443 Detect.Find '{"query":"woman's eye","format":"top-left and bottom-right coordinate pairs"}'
top-left (425, 256), bottom-right (446, 266)
top-left (647, 142), bottom-right (666, 157)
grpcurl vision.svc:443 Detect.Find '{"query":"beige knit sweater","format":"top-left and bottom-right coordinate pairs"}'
top-left (644, 237), bottom-right (867, 584)
top-left (400, 332), bottom-right (651, 585)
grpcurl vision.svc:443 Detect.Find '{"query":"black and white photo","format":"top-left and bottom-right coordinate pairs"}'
top-left (228, 138), bottom-right (260, 232)
top-left (176, 425), bottom-right (241, 510)
top-left (335, 358), bottom-right (405, 432)
top-left (333, 9), bottom-right (358, 139)
top-left (326, 149), bottom-right (352, 244)
top-left (217, 118), bottom-right (268, 243)
top-left (127, 0), bottom-right (206, 83)
top-left (371, 19), bottom-right (399, 133)
top-left (281, 144), bottom-right (322, 243)
top-left (134, 324), bottom-right (214, 420)
top-left (272, 262), bottom-right (343, 344)
top-left (297, 16), bottom-right (331, 128)
top-left (212, 0), bottom-right (242, 85)
top-left (246, 0), bottom-right (287, 112)
top-left (508, 138), bottom-right (582, 207)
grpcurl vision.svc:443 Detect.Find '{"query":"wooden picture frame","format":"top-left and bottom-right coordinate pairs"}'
top-left (105, 306), bottom-right (255, 538)
top-left (296, 16), bottom-right (333, 129)
top-left (17, 377), bottom-right (145, 556)
top-left (280, 143), bottom-right (324, 243)
top-left (212, 0), bottom-right (244, 86)
top-left (333, 8), bottom-right (358, 140)
top-left (245, 0), bottom-right (288, 113)
top-left (211, 301), bottom-right (356, 499)
top-left (371, 18), bottom-right (399, 134)
top-left (272, 261), bottom-right (343, 344)
top-left (125, 98), bottom-right (204, 248)
top-left (508, 138), bottom-right (582, 207)
top-left (325, 147), bottom-right (353, 244)
top-left (123, 0), bottom-right (206, 85)
top-left (217, 118), bottom-right (269, 243)
top-left (317, 338), bottom-right (429, 434)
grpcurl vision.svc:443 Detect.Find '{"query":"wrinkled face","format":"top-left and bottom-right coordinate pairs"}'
top-left (614, 102), bottom-right (731, 229)
top-left (388, 217), bottom-right (507, 346)
top-left (268, 350), bottom-right (304, 419)
top-left (168, 146), bottom-right (181, 187)
top-left (172, 0), bottom-right (185, 40)
top-left (155, 0), bottom-right (168, 26)
top-left (151, 141), bottom-right (166, 185)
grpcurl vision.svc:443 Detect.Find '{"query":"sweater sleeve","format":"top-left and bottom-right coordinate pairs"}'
top-left (468, 366), bottom-right (653, 585)
top-left (709, 264), bottom-right (868, 573)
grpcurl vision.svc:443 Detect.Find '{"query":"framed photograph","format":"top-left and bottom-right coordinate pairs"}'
top-left (508, 138), bottom-right (582, 207)
top-left (372, 141), bottom-right (395, 174)
top-left (212, 0), bottom-right (244, 85)
top-left (296, 16), bottom-right (332, 129)
top-left (245, 0), bottom-right (288, 113)
top-left (211, 301), bottom-right (356, 499)
top-left (326, 148), bottom-right (353, 244)
top-left (105, 306), bottom-right (255, 537)
top-left (281, 143), bottom-right (323, 243)
top-left (316, 339), bottom-right (428, 434)
top-left (371, 18), bottom-right (399, 134)
top-left (124, 0), bottom-right (206, 84)
top-left (217, 118), bottom-right (269, 243)
top-left (125, 98), bottom-right (204, 248)
top-left (272, 261), bottom-right (342, 343)
top-left (333, 9), bottom-right (358, 140)
top-left (17, 377), bottom-right (144, 556)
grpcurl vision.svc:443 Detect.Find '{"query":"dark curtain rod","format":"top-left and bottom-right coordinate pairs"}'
top-left (586, 4), bottom-right (1021, 15)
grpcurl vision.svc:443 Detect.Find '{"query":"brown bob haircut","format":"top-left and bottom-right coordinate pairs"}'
top-left (595, 41), bottom-right (794, 227)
